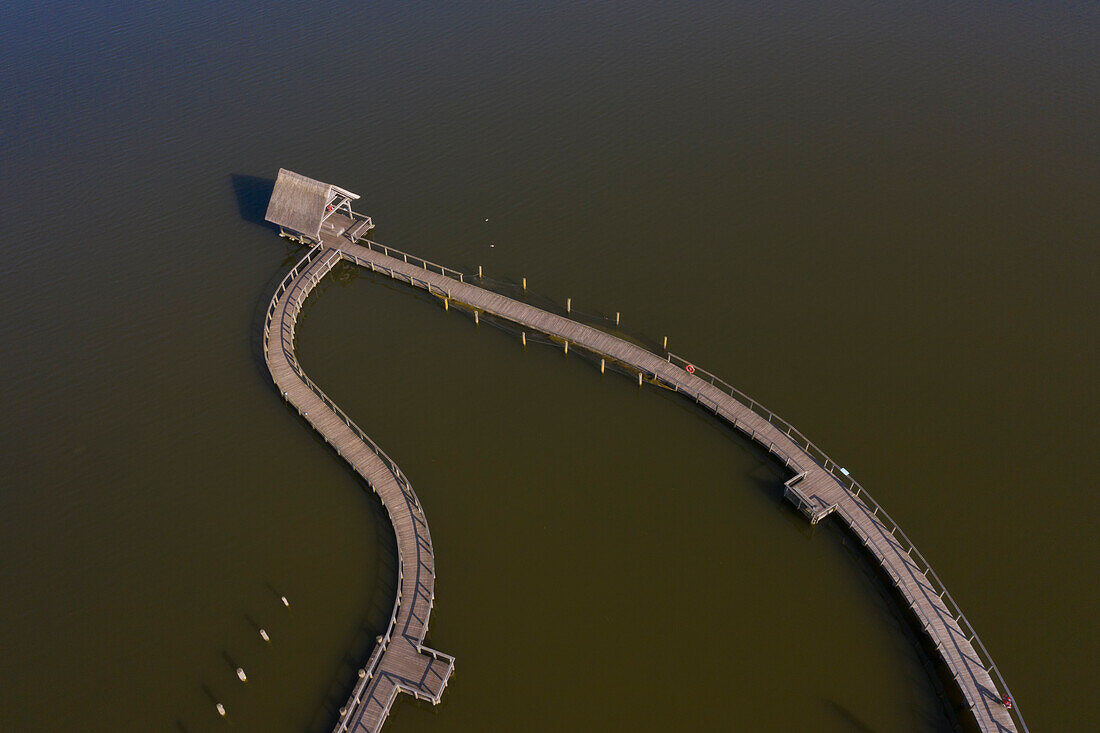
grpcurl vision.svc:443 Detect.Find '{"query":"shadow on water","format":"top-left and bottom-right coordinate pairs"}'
top-left (307, 496), bottom-right (400, 733)
top-left (825, 522), bottom-right (963, 732)
top-left (236, 170), bottom-right (300, 385)
top-left (230, 174), bottom-right (278, 229)
top-left (824, 699), bottom-right (878, 732)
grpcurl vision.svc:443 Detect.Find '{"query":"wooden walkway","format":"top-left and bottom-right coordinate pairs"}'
top-left (263, 246), bottom-right (453, 733)
top-left (264, 209), bottom-right (1025, 732)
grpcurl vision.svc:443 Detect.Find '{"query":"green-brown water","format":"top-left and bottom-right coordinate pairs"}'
top-left (1, 2), bottom-right (1096, 731)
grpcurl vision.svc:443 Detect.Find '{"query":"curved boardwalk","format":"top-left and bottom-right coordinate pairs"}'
top-left (262, 207), bottom-right (1025, 732)
top-left (263, 246), bottom-right (453, 733)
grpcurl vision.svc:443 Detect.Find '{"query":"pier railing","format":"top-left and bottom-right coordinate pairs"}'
top-left (262, 245), bottom-right (428, 733)
top-left (666, 352), bottom-right (1027, 732)
top-left (666, 376), bottom-right (808, 479)
top-left (338, 248), bottom-right (459, 302)
top-left (349, 236), bottom-right (466, 283)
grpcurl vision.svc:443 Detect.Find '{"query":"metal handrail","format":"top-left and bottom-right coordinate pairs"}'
top-left (350, 236), bottom-right (465, 282)
top-left (665, 352), bottom-right (1027, 732)
top-left (340, 250), bottom-right (454, 302)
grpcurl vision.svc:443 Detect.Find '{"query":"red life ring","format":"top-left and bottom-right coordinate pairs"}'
top-left (685, 364), bottom-right (696, 374)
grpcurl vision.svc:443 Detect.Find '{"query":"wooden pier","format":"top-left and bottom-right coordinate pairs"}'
top-left (263, 247), bottom-right (453, 733)
top-left (261, 171), bottom-right (1025, 732)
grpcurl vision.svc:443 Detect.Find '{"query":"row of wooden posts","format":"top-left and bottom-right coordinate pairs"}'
top-left (465, 265), bottom-right (670, 386)
top-left (476, 265), bottom-right (625, 327)
top-left (457, 265), bottom-right (677, 385)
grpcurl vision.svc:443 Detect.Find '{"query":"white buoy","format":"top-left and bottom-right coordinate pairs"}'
top-left (260, 628), bottom-right (270, 642)
top-left (281, 596), bottom-right (290, 607)
top-left (216, 703), bottom-right (226, 717)
top-left (237, 667), bottom-right (247, 682)
top-left (484, 218), bottom-right (489, 222)
top-left (489, 243), bottom-right (494, 248)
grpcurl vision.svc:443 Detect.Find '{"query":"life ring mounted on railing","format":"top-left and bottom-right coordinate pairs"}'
top-left (685, 364), bottom-right (696, 374)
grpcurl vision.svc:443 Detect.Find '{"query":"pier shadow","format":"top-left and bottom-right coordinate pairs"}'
top-left (306, 494), bottom-right (399, 733)
top-left (652, 384), bottom-right (961, 728)
top-left (827, 522), bottom-right (965, 731)
top-left (230, 173), bottom-right (278, 229)
top-left (822, 699), bottom-right (877, 732)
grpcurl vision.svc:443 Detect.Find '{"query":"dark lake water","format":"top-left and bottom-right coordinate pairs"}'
top-left (1, 2), bottom-right (1096, 731)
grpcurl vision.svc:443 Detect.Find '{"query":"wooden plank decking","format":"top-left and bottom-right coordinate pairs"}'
top-left (263, 246), bottom-right (453, 733)
top-left (262, 209), bottom-right (1022, 732)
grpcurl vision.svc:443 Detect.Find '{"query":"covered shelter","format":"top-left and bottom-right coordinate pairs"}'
top-left (265, 168), bottom-right (365, 243)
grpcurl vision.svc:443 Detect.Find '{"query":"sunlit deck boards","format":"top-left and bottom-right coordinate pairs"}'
top-left (295, 213), bottom-right (1018, 733)
top-left (262, 246), bottom-right (452, 733)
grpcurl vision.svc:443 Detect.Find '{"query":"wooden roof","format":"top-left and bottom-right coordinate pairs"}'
top-left (264, 169), bottom-right (359, 240)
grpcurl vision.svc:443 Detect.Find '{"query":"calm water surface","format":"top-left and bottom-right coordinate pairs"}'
top-left (1, 2), bottom-right (1096, 731)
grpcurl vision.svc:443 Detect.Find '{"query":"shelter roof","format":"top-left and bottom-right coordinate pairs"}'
top-left (265, 169), bottom-right (359, 240)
